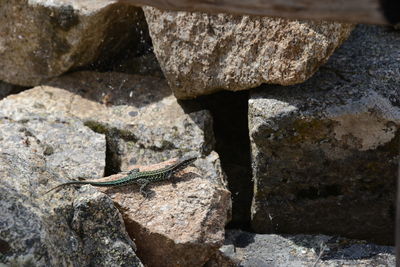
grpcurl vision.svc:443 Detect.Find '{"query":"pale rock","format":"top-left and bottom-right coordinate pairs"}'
top-left (0, 114), bottom-right (105, 180)
top-left (143, 6), bottom-right (353, 99)
top-left (0, 71), bottom-right (222, 175)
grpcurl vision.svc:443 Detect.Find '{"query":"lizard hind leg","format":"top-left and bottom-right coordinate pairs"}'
top-left (136, 178), bottom-right (150, 198)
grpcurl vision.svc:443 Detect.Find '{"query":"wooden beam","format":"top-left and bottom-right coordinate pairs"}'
top-left (118, 0), bottom-right (400, 25)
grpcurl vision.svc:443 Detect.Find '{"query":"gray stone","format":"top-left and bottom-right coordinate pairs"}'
top-left (0, 0), bottom-right (145, 86)
top-left (0, 71), bottom-right (225, 186)
top-left (0, 114), bottom-right (105, 180)
top-left (0, 71), bottom-right (230, 266)
top-left (249, 25), bottom-right (400, 244)
top-left (224, 230), bottom-right (395, 267)
top-left (143, 6), bottom-right (353, 99)
top-left (0, 127), bottom-right (141, 266)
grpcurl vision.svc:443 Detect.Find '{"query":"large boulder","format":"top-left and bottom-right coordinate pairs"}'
top-left (0, 115), bottom-right (141, 266)
top-left (249, 25), bottom-right (400, 244)
top-left (143, 6), bottom-right (353, 99)
top-left (91, 158), bottom-right (231, 267)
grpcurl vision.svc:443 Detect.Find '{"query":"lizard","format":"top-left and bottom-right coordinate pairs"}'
top-left (45, 157), bottom-right (197, 196)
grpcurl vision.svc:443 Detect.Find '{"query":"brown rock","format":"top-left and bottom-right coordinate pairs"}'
top-left (94, 158), bottom-right (231, 267)
top-left (143, 7), bottom-right (354, 99)
top-left (0, 0), bottom-right (144, 86)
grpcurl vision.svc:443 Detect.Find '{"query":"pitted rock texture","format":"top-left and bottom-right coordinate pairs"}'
top-left (0, 71), bottom-right (231, 265)
top-left (0, 127), bottom-right (141, 266)
top-left (0, 0), bottom-right (144, 86)
top-left (221, 230), bottom-right (395, 267)
top-left (0, 114), bottom-right (105, 180)
top-left (0, 71), bottom-right (222, 180)
top-left (249, 25), bottom-right (400, 244)
top-left (143, 6), bottom-right (353, 99)
top-left (94, 158), bottom-right (231, 267)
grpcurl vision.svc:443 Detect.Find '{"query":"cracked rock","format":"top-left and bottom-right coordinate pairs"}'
top-left (249, 25), bottom-right (400, 244)
top-left (0, 124), bottom-right (141, 266)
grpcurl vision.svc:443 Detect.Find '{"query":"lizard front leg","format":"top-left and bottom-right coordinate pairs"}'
top-left (121, 168), bottom-right (140, 175)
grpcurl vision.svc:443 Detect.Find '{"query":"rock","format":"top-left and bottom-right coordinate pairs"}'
top-left (0, 0), bottom-right (145, 86)
top-left (249, 25), bottom-right (400, 244)
top-left (94, 158), bottom-right (231, 267)
top-left (224, 230), bottom-right (395, 266)
top-left (0, 123), bottom-right (141, 266)
top-left (0, 71), bottom-right (231, 266)
top-left (0, 114), bottom-right (105, 180)
top-left (204, 244), bottom-right (240, 267)
top-left (143, 6), bottom-right (353, 99)
top-left (0, 71), bottom-right (223, 175)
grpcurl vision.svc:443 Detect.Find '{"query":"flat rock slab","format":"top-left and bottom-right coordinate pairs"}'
top-left (0, 0), bottom-right (144, 86)
top-left (143, 6), bottom-right (353, 99)
top-left (0, 125), bottom-right (140, 266)
top-left (91, 158), bottom-right (231, 267)
top-left (249, 25), bottom-right (400, 244)
top-left (222, 230), bottom-right (395, 266)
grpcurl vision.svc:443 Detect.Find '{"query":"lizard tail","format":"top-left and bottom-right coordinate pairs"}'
top-left (44, 181), bottom-right (91, 195)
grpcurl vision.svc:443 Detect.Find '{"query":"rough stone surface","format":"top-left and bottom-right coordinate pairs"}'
top-left (0, 0), bottom-right (145, 86)
top-left (0, 125), bottom-right (141, 266)
top-left (143, 6), bottom-right (354, 99)
top-left (0, 71), bottom-right (223, 178)
top-left (0, 71), bottom-right (231, 266)
top-left (0, 114), bottom-right (105, 180)
top-left (249, 25), bottom-right (400, 244)
top-left (204, 244), bottom-right (240, 267)
top-left (91, 158), bottom-right (231, 267)
top-left (224, 230), bottom-right (395, 266)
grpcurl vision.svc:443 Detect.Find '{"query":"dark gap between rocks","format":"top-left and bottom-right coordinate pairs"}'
top-left (83, 121), bottom-right (122, 177)
top-left (0, 83), bottom-right (30, 101)
top-left (380, 0), bottom-right (400, 24)
top-left (75, 8), bottom-right (162, 77)
top-left (104, 134), bottom-right (122, 177)
top-left (180, 90), bottom-right (253, 230)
